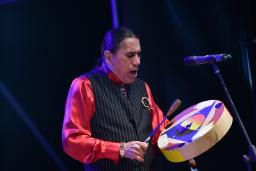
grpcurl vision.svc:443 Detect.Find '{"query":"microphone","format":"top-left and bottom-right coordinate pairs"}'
top-left (184, 54), bottom-right (232, 66)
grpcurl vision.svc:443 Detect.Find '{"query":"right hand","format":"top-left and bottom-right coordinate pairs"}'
top-left (123, 141), bottom-right (148, 163)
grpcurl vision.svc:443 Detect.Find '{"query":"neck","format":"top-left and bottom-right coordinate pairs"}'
top-left (101, 62), bottom-right (124, 85)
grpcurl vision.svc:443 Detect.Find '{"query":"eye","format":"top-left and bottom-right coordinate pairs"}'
top-left (126, 52), bottom-right (141, 59)
top-left (126, 53), bottom-right (134, 58)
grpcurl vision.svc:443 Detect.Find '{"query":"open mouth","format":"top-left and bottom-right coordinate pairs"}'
top-left (130, 70), bottom-right (138, 76)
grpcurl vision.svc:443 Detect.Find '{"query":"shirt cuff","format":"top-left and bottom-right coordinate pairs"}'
top-left (102, 141), bottom-right (121, 163)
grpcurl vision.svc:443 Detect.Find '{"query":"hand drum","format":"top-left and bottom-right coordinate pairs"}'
top-left (157, 100), bottom-right (233, 162)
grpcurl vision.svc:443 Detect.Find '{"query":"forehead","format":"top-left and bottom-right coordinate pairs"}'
top-left (118, 38), bottom-right (141, 51)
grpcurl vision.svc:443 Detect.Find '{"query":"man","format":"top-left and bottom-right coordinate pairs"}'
top-left (62, 27), bottom-right (167, 170)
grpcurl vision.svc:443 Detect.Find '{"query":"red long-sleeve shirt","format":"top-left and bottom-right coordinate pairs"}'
top-left (62, 67), bottom-right (167, 164)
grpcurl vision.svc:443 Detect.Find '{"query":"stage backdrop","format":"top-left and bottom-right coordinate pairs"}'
top-left (0, 0), bottom-right (255, 171)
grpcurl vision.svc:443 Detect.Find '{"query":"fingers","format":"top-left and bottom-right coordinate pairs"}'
top-left (137, 141), bottom-right (148, 151)
top-left (123, 141), bottom-right (148, 163)
top-left (134, 154), bottom-right (144, 163)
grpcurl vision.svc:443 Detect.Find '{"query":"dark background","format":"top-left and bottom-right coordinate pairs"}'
top-left (1, 0), bottom-right (255, 170)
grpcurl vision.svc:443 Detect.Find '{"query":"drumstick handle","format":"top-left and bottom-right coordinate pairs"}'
top-left (144, 99), bottom-right (181, 143)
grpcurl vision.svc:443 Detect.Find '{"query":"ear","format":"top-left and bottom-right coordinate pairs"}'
top-left (104, 50), bottom-right (113, 66)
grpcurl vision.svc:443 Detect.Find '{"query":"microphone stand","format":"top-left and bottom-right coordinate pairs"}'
top-left (211, 63), bottom-right (256, 171)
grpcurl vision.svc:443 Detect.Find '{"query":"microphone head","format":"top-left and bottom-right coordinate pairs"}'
top-left (218, 54), bottom-right (232, 62)
top-left (184, 54), bottom-right (232, 66)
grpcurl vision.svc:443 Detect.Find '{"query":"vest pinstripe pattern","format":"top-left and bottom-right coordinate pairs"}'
top-left (85, 69), bottom-right (154, 171)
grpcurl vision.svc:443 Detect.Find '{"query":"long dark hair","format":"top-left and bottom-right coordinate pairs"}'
top-left (96, 27), bottom-right (138, 67)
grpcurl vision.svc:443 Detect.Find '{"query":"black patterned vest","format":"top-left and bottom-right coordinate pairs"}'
top-left (84, 68), bottom-right (154, 171)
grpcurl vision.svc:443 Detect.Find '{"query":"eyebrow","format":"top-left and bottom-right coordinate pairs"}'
top-left (126, 50), bottom-right (141, 54)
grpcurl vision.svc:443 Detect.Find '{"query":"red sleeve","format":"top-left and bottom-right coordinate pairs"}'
top-left (62, 77), bottom-right (120, 164)
top-left (144, 82), bottom-right (168, 145)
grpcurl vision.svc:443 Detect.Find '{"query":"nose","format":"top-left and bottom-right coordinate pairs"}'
top-left (132, 55), bottom-right (141, 66)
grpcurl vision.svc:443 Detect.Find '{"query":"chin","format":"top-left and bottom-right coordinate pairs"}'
top-left (126, 79), bottom-right (136, 84)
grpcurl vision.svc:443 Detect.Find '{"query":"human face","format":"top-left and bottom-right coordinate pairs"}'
top-left (105, 38), bottom-right (141, 84)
